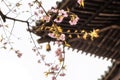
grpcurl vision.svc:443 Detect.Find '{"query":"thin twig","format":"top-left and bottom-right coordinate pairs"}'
top-left (2, 0), bottom-right (11, 11)
top-left (5, 0), bottom-right (22, 15)
top-left (27, 22), bottom-right (46, 63)
top-left (40, 4), bottom-right (49, 16)
top-left (7, 20), bottom-right (15, 43)
top-left (0, 19), bottom-right (13, 48)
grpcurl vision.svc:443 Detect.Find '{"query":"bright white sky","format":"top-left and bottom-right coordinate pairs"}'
top-left (0, 0), bottom-right (112, 80)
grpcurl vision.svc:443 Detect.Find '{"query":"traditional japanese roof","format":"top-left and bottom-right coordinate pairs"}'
top-left (100, 61), bottom-right (120, 80)
top-left (31, 0), bottom-right (120, 79)
top-left (33, 0), bottom-right (120, 60)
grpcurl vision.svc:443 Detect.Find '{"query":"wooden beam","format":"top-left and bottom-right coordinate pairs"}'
top-left (79, 0), bottom-right (113, 28)
top-left (68, 25), bottom-right (120, 43)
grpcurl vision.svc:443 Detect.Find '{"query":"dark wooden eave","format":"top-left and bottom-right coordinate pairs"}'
top-left (56, 0), bottom-right (120, 61)
top-left (101, 61), bottom-right (120, 80)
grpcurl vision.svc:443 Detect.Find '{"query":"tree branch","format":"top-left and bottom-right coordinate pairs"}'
top-left (0, 10), bottom-right (28, 23)
top-left (0, 10), bottom-right (6, 22)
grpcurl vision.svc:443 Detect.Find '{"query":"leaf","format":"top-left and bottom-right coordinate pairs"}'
top-left (64, 41), bottom-right (71, 47)
top-left (83, 32), bottom-right (88, 40)
top-left (89, 29), bottom-right (99, 40)
top-left (68, 34), bottom-right (72, 38)
top-left (77, 0), bottom-right (84, 7)
top-left (46, 43), bottom-right (51, 51)
top-left (74, 30), bottom-right (78, 33)
top-left (67, 30), bottom-right (70, 33)
top-left (77, 34), bottom-right (80, 38)
top-left (81, 0), bottom-right (84, 7)
top-left (57, 26), bottom-right (62, 33)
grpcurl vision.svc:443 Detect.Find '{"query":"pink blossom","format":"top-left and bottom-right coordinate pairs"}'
top-left (52, 76), bottom-right (56, 80)
top-left (42, 15), bottom-right (51, 22)
top-left (57, 34), bottom-right (65, 41)
top-left (48, 33), bottom-right (56, 38)
top-left (58, 9), bottom-right (68, 17)
top-left (48, 33), bottom-right (65, 41)
top-left (17, 53), bottom-right (22, 58)
top-left (59, 73), bottom-right (66, 76)
top-left (69, 20), bottom-right (77, 25)
top-left (69, 15), bottom-right (79, 25)
top-left (54, 16), bottom-right (64, 23)
top-left (51, 65), bottom-right (59, 71)
top-left (45, 63), bottom-right (52, 66)
top-left (34, 12), bottom-right (38, 16)
top-left (55, 48), bottom-right (62, 56)
top-left (54, 10), bottom-right (68, 23)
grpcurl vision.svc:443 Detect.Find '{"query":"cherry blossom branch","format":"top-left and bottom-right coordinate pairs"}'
top-left (0, 7), bottom-right (46, 62)
top-left (55, 45), bottom-right (65, 78)
top-left (27, 22), bottom-right (46, 63)
top-left (0, 18), bottom-right (13, 48)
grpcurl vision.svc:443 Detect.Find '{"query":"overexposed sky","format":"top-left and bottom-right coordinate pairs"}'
top-left (0, 0), bottom-right (112, 80)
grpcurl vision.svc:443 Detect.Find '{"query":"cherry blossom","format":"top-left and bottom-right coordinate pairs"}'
top-left (54, 9), bottom-right (68, 23)
top-left (59, 73), bottom-right (66, 76)
top-left (48, 33), bottom-right (65, 41)
top-left (57, 34), bottom-right (65, 41)
top-left (54, 16), bottom-right (64, 23)
top-left (51, 65), bottom-right (59, 71)
top-left (52, 76), bottom-right (57, 80)
top-left (55, 48), bottom-right (64, 62)
top-left (34, 12), bottom-right (38, 16)
top-left (58, 9), bottom-right (68, 17)
top-left (15, 50), bottom-right (22, 58)
top-left (55, 48), bottom-right (63, 56)
top-left (42, 15), bottom-right (51, 22)
top-left (69, 15), bottom-right (79, 25)
top-left (48, 33), bottom-right (56, 38)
